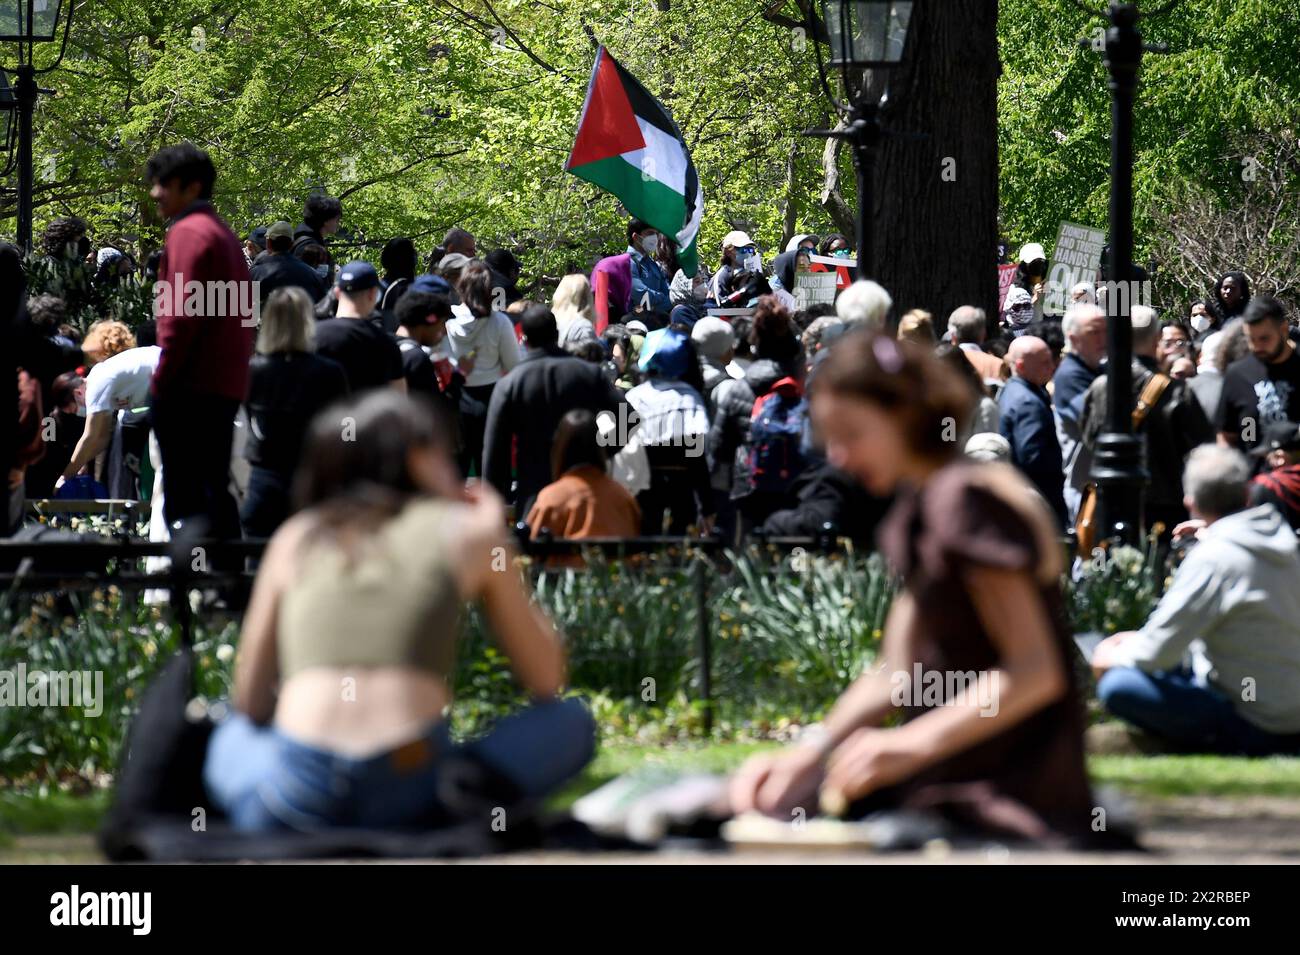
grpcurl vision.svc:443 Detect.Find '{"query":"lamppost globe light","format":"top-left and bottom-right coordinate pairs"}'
top-left (806, 0), bottom-right (916, 282)
top-left (823, 0), bottom-right (914, 70)
top-left (1, 0), bottom-right (63, 42)
top-left (0, 69), bottom-right (12, 154)
top-left (0, 0), bottom-right (74, 251)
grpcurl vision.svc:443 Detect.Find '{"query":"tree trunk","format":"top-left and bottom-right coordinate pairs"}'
top-left (819, 123), bottom-right (857, 239)
top-left (780, 139), bottom-right (800, 250)
top-left (870, 0), bottom-right (999, 334)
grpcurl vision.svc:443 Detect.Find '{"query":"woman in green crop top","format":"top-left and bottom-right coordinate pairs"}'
top-left (203, 390), bottom-right (595, 831)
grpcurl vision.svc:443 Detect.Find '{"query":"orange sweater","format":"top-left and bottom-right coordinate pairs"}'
top-left (526, 465), bottom-right (642, 540)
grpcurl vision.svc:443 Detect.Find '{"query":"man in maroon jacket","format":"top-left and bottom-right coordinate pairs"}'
top-left (147, 143), bottom-right (254, 543)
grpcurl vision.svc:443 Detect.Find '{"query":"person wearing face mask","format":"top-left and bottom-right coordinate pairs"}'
top-left (627, 219), bottom-right (672, 319)
top-left (710, 230), bottom-right (759, 303)
top-left (1013, 243), bottom-right (1049, 322)
top-left (668, 267), bottom-right (712, 326)
top-left (1188, 301), bottom-right (1216, 341)
top-left (815, 234), bottom-right (854, 292)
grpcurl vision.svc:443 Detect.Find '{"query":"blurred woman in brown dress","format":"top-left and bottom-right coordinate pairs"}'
top-left (731, 330), bottom-right (1104, 846)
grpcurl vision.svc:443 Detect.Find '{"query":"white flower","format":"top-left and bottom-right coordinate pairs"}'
top-left (216, 644), bottom-right (234, 664)
top-left (1110, 546), bottom-right (1144, 577)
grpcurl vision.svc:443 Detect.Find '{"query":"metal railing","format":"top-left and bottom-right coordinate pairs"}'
top-left (1, 522), bottom-right (855, 735)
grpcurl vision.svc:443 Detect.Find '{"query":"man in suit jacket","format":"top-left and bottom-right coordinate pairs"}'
top-left (999, 335), bottom-right (1068, 528)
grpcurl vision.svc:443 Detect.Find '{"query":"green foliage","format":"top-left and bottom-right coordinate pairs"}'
top-left (1066, 538), bottom-right (1167, 635)
top-left (23, 252), bottom-right (153, 331)
top-left (0, 589), bottom-right (236, 787)
top-left (1, 540), bottom-right (1170, 789)
top-left (998, 0), bottom-right (1300, 305)
top-left (7, 1), bottom-right (1299, 310)
top-left (4, 0), bottom-right (836, 284)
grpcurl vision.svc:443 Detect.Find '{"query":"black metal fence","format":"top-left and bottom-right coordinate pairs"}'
top-left (0, 523), bottom-right (852, 735)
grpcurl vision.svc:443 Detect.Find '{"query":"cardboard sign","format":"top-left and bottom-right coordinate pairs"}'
top-left (1046, 221), bottom-right (1105, 316)
top-left (793, 271), bottom-right (839, 309)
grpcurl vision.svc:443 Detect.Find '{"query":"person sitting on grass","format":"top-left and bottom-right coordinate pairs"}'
top-left (204, 390), bottom-right (595, 831)
top-left (1091, 444), bottom-right (1300, 755)
top-left (730, 330), bottom-right (1107, 847)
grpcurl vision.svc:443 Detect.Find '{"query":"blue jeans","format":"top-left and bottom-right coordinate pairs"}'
top-left (1097, 666), bottom-right (1300, 756)
top-left (204, 699), bottom-right (596, 831)
top-left (239, 465), bottom-right (292, 539)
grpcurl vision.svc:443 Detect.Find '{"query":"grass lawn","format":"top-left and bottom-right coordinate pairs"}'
top-left (3, 741), bottom-right (1299, 862)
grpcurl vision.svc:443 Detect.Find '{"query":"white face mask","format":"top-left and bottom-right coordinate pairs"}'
top-left (743, 253), bottom-right (762, 273)
top-left (640, 234), bottom-right (659, 256)
top-left (1191, 313), bottom-right (1212, 334)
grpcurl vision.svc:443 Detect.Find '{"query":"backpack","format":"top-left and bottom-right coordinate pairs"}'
top-left (746, 377), bottom-right (808, 495)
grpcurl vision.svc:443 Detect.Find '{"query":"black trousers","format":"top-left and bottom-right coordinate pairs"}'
top-left (240, 465), bottom-right (292, 539)
top-left (458, 382), bottom-right (495, 479)
top-left (151, 392), bottom-right (242, 544)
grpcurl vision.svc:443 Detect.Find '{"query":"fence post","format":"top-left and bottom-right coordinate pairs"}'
top-left (693, 555), bottom-right (713, 737)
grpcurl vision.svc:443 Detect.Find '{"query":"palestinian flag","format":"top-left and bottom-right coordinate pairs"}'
top-left (566, 47), bottom-right (703, 275)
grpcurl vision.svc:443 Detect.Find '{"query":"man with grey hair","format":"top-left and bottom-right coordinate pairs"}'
top-left (1054, 303), bottom-right (1107, 522)
top-left (1080, 304), bottom-right (1212, 536)
top-left (1092, 445), bottom-right (1300, 753)
top-left (948, 305), bottom-right (1005, 386)
top-left (835, 279), bottom-right (892, 330)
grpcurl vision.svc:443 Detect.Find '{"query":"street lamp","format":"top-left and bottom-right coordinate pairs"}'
top-left (0, 69), bottom-right (14, 159)
top-left (1077, 0), bottom-right (1177, 547)
top-left (1, 0), bottom-right (75, 252)
top-left (805, 1), bottom-right (915, 281)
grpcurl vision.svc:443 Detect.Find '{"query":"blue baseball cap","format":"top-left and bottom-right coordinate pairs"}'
top-left (337, 260), bottom-right (380, 292)
top-left (638, 327), bottom-right (692, 379)
top-left (410, 273), bottom-right (452, 296)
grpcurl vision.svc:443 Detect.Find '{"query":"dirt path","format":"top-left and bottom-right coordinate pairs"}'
top-left (7, 794), bottom-right (1300, 864)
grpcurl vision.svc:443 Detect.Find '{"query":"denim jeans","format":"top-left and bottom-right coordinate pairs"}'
top-left (1097, 666), bottom-right (1300, 756)
top-left (239, 465), bottom-right (291, 539)
top-left (204, 698), bottom-right (596, 831)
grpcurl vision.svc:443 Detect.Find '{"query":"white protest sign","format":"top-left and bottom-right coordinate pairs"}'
top-left (1045, 221), bottom-right (1105, 316)
top-left (793, 271), bottom-right (839, 308)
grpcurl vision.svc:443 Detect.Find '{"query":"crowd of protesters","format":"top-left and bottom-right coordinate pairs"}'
top-left (6, 142), bottom-right (1300, 844)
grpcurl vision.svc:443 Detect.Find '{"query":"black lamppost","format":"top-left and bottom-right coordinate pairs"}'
top-left (0, 69), bottom-right (14, 158)
top-left (1079, 0), bottom-right (1176, 546)
top-left (805, 1), bottom-right (915, 281)
top-left (1, 0), bottom-right (76, 252)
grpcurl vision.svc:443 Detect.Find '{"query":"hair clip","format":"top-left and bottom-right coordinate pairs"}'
top-left (872, 334), bottom-right (904, 374)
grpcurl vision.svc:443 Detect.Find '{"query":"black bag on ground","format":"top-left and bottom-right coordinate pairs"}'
top-left (98, 648), bottom-right (221, 860)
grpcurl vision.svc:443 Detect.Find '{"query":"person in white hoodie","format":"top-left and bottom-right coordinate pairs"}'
top-left (1092, 444), bottom-right (1300, 754)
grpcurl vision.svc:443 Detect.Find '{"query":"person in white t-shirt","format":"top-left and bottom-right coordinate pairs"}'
top-left (55, 345), bottom-right (162, 490)
top-left (445, 260), bottom-right (521, 476)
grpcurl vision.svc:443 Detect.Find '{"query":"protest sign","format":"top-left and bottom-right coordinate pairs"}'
top-left (793, 270), bottom-right (839, 308)
top-left (997, 263), bottom-right (1017, 313)
top-left (1045, 221), bottom-right (1105, 315)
